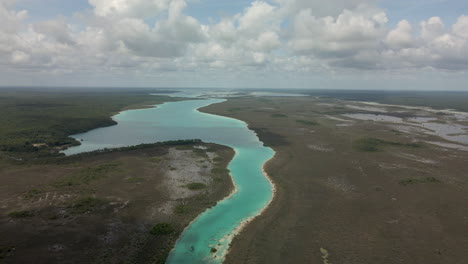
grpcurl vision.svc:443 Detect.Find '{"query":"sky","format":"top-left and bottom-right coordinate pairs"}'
top-left (1, 0), bottom-right (468, 90)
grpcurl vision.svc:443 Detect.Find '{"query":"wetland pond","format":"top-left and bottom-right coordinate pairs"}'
top-left (64, 99), bottom-right (275, 263)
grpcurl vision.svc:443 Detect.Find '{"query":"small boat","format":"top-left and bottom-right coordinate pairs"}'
top-left (190, 246), bottom-right (194, 251)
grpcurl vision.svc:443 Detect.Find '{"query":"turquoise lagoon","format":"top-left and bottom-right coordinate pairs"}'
top-left (63, 99), bottom-right (275, 263)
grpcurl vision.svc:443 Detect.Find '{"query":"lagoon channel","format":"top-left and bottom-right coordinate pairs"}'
top-left (64, 99), bottom-right (275, 263)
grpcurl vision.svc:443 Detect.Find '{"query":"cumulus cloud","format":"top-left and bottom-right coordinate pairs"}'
top-left (89, 0), bottom-right (170, 18)
top-left (10, 50), bottom-right (30, 64)
top-left (81, 0), bottom-right (206, 58)
top-left (421, 17), bottom-right (444, 41)
top-left (1, 0), bottom-right (468, 86)
top-left (286, 1), bottom-right (468, 72)
top-left (382, 16), bottom-right (468, 70)
top-left (0, 1), bottom-right (31, 67)
top-left (33, 17), bottom-right (75, 45)
top-left (290, 7), bottom-right (387, 57)
top-left (452, 15), bottom-right (468, 38)
top-left (188, 1), bottom-right (281, 69)
top-left (0, 0), bottom-right (209, 73)
top-left (385, 20), bottom-right (413, 49)
top-left (237, 1), bottom-right (279, 36)
top-left (275, 0), bottom-right (377, 17)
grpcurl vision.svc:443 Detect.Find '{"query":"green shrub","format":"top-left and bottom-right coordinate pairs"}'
top-left (174, 204), bottom-right (189, 214)
top-left (271, 113), bottom-right (287, 118)
top-left (0, 246), bottom-right (15, 260)
top-left (8, 210), bottom-right (34, 218)
top-left (354, 138), bottom-right (381, 152)
top-left (175, 145), bottom-right (193, 150)
top-left (149, 156), bottom-right (162, 163)
top-left (78, 162), bottom-right (120, 183)
top-left (213, 177), bottom-right (222, 183)
top-left (399, 177), bottom-right (441, 186)
top-left (126, 177), bottom-right (143, 183)
top-left (53, 162), bottom-right (121, 187)
top-left (296, 119), bottom-right (318, 126)
top-left (68, 197), bottom-right (104, 214)
top-left (227, 107), bottom-right (243, 112)
top-left (206, 147), bottom-right (216, 152)
top-left (186, 183), bottom-right (207, 190)
top-left (193, 148), bottom-right (208, 158)
top-left (425, 177), bottom-right (442, 183)
top-left (354, 137), bottom-right (421, 152)
top-left (22, 189), bottom-right (41, 199)
top-left (150, 223), bottom-right (174, 235)
top-left (211, 167), bottom-right (230, 174)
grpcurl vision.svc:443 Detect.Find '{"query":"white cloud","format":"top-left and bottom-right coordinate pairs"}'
top-left (78, 0), bottom-right (205, 58)
top-left (1, 0), bottom-right (468, 87)
top-left (385, 20), bottom-right (413, 49)
top-left (382, 16), bottom-right (468, 71)
top-left (33, 17), bottom-right (75, 45)
top-left (247, 31), bottom-right (281, 52)
top-left (155, 0), bottom-right (206, 43)
top-left (275, 0), bottom-right (377, 17)
top-left (0, 0), bottom-right (27, 33)
top-left (452, 15), bottom-right (468, 38)
top-left (238, 1), bottom-right (278, 36)
top-left (290, 7), bottom-right (387, 57)
top-left (187, 1), bottom-right (281, 69)
top-left (10, 50), bottom-right (30, 64)
top-left (89, 0), bottom-right (170, 18)
top-left (421, 16), bottom-right (444, 41)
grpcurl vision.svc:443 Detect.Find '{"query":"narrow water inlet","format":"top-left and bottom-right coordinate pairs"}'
top-left (166, 145), bottom-right (274, 263)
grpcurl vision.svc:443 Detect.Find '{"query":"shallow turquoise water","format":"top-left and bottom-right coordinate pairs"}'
top-left (64, 99), bottom-right (274, 263)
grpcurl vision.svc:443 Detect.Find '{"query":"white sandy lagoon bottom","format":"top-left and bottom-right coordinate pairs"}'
top-left (63, 99), bottom-right (275, 263)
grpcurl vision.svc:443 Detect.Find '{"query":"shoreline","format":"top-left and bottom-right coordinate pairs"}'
top-left (64, 97), bottom-right (276, 263)
top-left (167, 100), bottom-right (273, 263)
top-left (65, 95), bottom-right (179, 152)
top-left (165, 146), bottom-right (238, 263)
top-left (197, 101), bottom-right (278, 263)
top-left (218, 153), bottom-right (277, 262)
